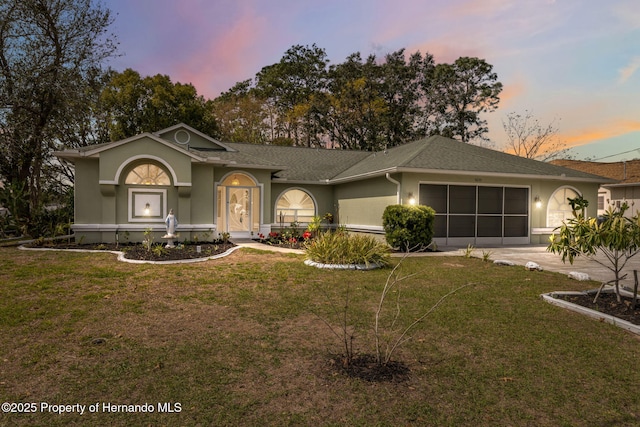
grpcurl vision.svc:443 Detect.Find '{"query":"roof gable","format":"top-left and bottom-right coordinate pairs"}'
top-left (154, 123), bottom-right (234, 151)
top-left (54, 132), bottom-right (207, 162)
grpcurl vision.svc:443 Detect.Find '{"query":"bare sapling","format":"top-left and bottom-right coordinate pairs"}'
top-left (374, 252), bottom-right (474, 365)
top-left (313, 246), bottom-right (475, 370)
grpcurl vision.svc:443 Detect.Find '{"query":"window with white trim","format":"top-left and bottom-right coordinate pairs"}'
top-left (125, 163), bottom-right (170, 185)
top-left (547, 187), bottom-right (580, 227)
top-left (276, 189), bottom-right (316, 223)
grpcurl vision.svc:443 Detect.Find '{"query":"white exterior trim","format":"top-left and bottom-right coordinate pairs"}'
top-left (128, 188), bottom-right (167, 222)
top-left (72, 223), bottom-right (217, 231)
top-left (98, 154), bottom-right (192, 186)
top-left (214, 171), bottom-right (265, 236)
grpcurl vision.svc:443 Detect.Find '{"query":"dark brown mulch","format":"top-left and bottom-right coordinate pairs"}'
top-left (329, 354), bottom-right (411, 383)
top-left (558, 292), bottom-right (640, 325)
top-left (26, 241), bottom-right (236, 261)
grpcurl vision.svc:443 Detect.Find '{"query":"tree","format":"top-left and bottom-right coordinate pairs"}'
top-left (318, 49), bottom-right (433, 151)
top-left (254, 44), bottom-right (328, 147)
top-left (213, 80), bottom-right (270, 144)
top-left (378, 49), bottom-right (433, 147)
top-left (502, 110), bottom-right (568, 160)
top-left (320, 52), bottom-right (387, 151)
top-left (0, 0), bottom-right (117, 230)
top-left (100, 68), bottom-right (218, 141)
top-left (424, 57), bottom-right (502, 143)
top-left (548, 197), bottom-right (640, 302)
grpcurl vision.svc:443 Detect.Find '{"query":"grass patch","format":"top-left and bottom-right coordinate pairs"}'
top-left (0, 247), bottom-right (639, 426)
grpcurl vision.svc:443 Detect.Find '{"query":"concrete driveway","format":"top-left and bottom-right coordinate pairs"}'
top-left (440, 245), bottom-right (640, 288)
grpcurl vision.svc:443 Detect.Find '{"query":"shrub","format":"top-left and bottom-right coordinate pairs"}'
top-left (382, 205), bottom-right (435, 251)
top-left (548, 197), bottom-right (640, 302)
top-left (305, 231), bottom-right (390, 268)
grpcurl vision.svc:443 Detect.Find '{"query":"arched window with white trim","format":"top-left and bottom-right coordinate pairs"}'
top-left (547, 186), bottom-right (580, 227)
top-left (276, 189), bottom-right (316, 224)
top-left (125, 163), bottom-right (170, 185)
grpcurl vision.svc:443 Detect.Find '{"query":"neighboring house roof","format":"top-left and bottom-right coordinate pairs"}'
top-left (54, 123), bottom-right (611, 185)
top-left (550, 159), bottom-right (640, 186)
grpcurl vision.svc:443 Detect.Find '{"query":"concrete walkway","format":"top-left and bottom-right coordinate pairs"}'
top-left (233, 239), bottom-right (305, 255)
top-left (234, 238), bottom-right (640, 288)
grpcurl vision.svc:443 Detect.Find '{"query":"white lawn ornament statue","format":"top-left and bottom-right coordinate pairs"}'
top-left (163, 209), bottom-right (178, 248)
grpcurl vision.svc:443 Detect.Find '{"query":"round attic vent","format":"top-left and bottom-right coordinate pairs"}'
top-left (174, 130), bottom-right (190, 145)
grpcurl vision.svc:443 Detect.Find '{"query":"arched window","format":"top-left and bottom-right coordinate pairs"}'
top-left (125, 163), bottom-right (170, 185)
top-left (547, 187), bottom-right (580, 227)
top-left (276, 189), bottom-right (316, 223)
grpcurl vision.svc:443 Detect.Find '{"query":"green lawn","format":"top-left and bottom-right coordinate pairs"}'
top-left (0, 247), bottom-right (639, 426)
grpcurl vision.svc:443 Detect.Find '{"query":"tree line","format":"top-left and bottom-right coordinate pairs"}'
top-left (214, 44), bottom-right (503, 150)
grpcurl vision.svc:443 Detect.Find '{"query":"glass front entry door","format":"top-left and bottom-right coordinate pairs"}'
top-left (227, 187), bottom-right (251, 232)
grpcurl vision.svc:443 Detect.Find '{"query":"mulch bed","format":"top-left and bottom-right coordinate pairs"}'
top-left (25, 241), bottom-right (236, 261)
top-left (329, 354), bottom-right (411, 383)
top-left (557, 292), bottom-right (640, 325)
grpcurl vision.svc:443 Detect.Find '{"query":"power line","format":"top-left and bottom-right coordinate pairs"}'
top-left (591, 147), bottom-right (640, 161)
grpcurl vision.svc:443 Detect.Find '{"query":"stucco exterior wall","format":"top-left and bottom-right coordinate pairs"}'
top-left (99, 137), bottom-right (193, 185)
top-left (334, 176), bottom-right (397, 229)
top-left (190, 164), bottom-right (215, 226)
top-left (156, 128), bottom-right (222, 150)
top-left (74, 158), bottom-right (101, 225)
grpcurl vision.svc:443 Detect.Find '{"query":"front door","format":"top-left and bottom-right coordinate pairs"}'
top-left (227, 187), bottom-right (251, 233)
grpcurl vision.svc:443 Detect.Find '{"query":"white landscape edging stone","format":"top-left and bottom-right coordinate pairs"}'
top-left (18, 244), bottom-right (242, 265)
top-left (568, 271), bottom-right (591, 281)
top-left (540, 289), bottom-right (640, 335)
top-left (304, 259), bottom-right (383, 270)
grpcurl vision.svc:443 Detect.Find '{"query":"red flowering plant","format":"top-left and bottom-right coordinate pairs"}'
top-left (302, 231), bottom-right (312, 240)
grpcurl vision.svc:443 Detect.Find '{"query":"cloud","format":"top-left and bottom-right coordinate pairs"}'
top-left (618, 57), bottom-right (640, 84)
top-left (563, 119), bottom-right (640, 147)
top-left (498, 78), bottom-right (527, 107)
top-left (174, 4), bottom-right (273, 98)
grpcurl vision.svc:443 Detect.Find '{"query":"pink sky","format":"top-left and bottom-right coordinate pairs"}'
top-left (104, 0), bottom-right (640, 160)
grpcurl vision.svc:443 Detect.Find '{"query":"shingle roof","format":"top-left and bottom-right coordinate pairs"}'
top-left (550, 159), bottom-right (640, 184)
top-left (55, 124), bottom-right (612, 184)
top-left (206, 142), bottom-right (370, 182)
top-left (331, 135), bottom-right (609, 182)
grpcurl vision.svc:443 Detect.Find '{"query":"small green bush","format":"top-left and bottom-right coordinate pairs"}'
top-left (382, 204), bottom-right (435, 251)
top-left (305, 231), bottom-right (390, 267)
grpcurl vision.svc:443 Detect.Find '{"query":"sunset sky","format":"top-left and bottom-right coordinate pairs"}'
top-left (103, 0), bottom-right (640, 160)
